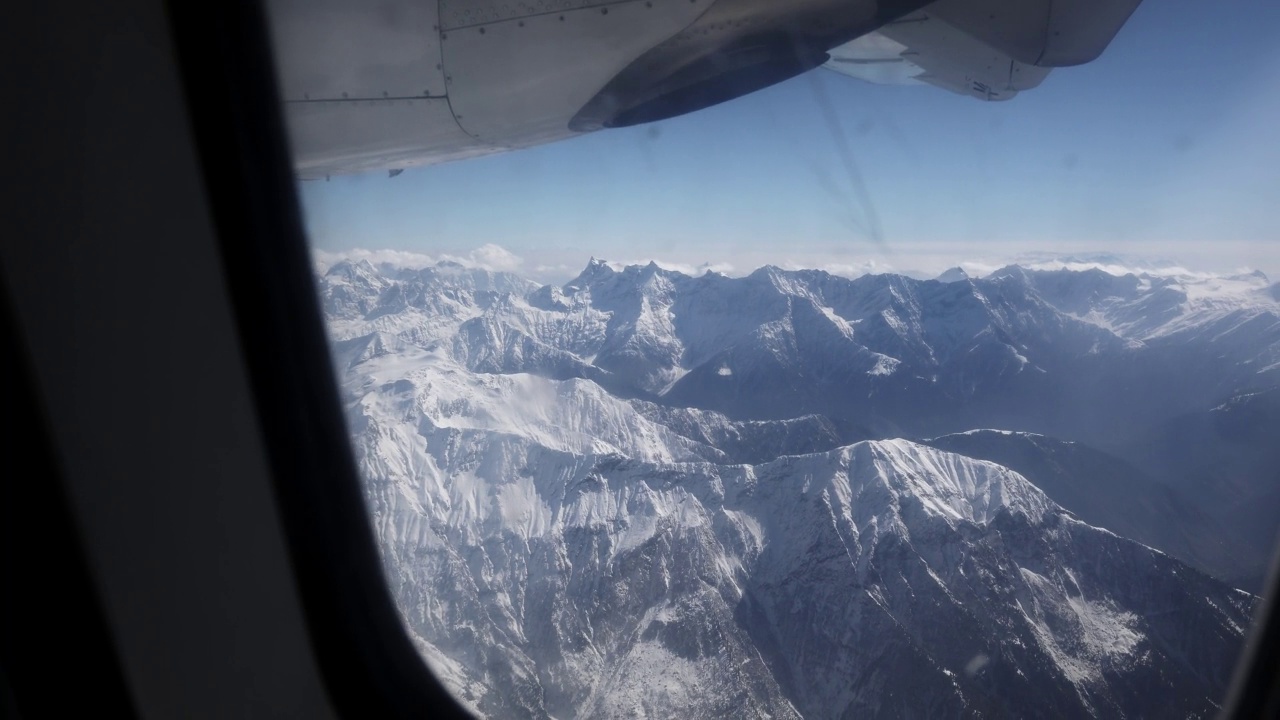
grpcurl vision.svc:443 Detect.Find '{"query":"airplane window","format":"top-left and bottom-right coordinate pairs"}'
top-left (266, 0), bottom-right (1279, 716)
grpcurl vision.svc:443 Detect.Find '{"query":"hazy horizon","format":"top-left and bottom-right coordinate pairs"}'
top-left (315, 242), bottom-right (1279, 287)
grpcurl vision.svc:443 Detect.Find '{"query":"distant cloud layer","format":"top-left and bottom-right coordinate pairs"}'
top-left (315, 243), bottom-right (524, 274)
top-left (467, 243), bottom-right (524, 273)
top-left (315, 243), bottom-right (1275, 290)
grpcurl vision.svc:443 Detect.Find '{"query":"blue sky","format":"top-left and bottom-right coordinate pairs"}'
top-left (298, 0), bottom-right (1280, 282)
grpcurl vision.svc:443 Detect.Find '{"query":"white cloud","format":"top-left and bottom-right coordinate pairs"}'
top-left (312, 247), bottom-right (437, 272)
top-left (312, 244), bottom-right (524, 274)
top-left (786, 259), bottom-right (890, 278)
top-left (452, 243), bottom-right (524, 273)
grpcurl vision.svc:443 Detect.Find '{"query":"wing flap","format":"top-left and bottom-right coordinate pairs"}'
top-left (824, 11), bottom-right (1052, 101)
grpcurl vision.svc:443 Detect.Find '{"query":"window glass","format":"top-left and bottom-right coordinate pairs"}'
top-left (270, 0), bottom-right (1279, 716)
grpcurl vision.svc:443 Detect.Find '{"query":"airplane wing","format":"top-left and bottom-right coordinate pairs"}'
top-left (268, 0), bottom-right (1144, 178)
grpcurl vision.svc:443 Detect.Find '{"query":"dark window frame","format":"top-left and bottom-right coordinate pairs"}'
top-left (165, 2), bottom-right (470, 717)
top-left (163, 2), bottom-right (1280, 718)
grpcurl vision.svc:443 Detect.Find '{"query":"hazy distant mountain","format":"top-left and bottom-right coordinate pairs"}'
top-left (919, 429), bottom-right (1262, 589)
top-left (1115, 386), bottom-right (1280, 589)
top-left (329, 257), bottom-right (1278, 441)
top-left (319, 257), bottom-right (1276, 718)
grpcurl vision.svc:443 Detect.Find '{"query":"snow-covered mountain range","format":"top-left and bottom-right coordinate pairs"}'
top-left (319, 257), bottom-right (1278, 718)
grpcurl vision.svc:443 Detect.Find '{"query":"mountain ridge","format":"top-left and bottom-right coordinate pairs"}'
top-left (319, 256), bottom-right (1273, 718)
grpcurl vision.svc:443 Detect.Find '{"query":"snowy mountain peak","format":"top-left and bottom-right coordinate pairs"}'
top-left (319, 255), bottom-right (1265, 719)
top-left (324, 257), bottom-right (381, 283)
top-left (566, 256), bottom-right (616, 289)
top-left (849, 439), bottom-right (1052, 527)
